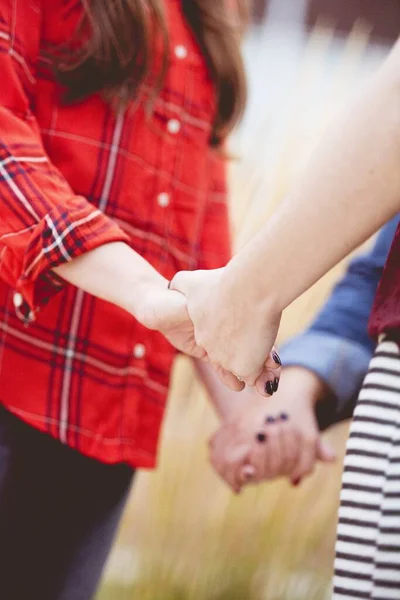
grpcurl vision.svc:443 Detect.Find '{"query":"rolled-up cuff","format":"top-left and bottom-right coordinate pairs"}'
top-left (2, 197), bottom-right (129, 320)
top-left (280, 332), bottom-right (373, 412)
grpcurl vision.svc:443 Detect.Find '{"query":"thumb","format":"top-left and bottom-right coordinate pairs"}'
top-left (170, 270), bottom-right (196, 298)
top-left (316, 437), bottom-right (336, 463)
top-left (216, 365), bottom-right (246, 392)
top-left (239, 463), bottom-right (257, 485)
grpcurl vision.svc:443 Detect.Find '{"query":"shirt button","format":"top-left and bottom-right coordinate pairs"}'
top-left (133, 343), bottom-right (146, 359)
top-left (13, 292), bottom-right (23, 308)
top-left (174, 45), bottom-right (188, 59)
top-left (167, 119), bottom-right (181, 135)
top-left (157, 192), bottom-right (170, 208)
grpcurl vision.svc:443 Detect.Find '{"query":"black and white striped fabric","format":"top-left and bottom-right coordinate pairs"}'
top-left (333, 337), bottom-right (400, 599)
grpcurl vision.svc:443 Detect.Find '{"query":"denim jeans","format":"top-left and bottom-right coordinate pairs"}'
top-left (0, 406), bottom-right (134, 600)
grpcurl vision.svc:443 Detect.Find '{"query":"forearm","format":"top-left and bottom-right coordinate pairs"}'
top-left (194, 359), bottom-right (259, 421)
top-left (54, 242), bottom-right (166, 327)
top-left (225, 40), bottom-right (400, 314)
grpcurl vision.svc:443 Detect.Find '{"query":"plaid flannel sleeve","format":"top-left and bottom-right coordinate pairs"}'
top-left (0, 4), bottom-right (129, 319)
top-left (0, 112), bottom-right (129, 319)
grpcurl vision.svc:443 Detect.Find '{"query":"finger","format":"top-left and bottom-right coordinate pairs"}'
top-left (244, 429), bottom-right (269, 483)
top-left (169, 270), bottom-right (193, 297)
top-left (215, 366), bottom-right (246, 392)
top-left (290, 434), bottom-right (317, 484)
top-left (214, 460), bottom-right (242, 494)
top-left (262, 417), bottom-right (285, 478)
top-left (316, 438), bottom-right (336, 463)
top-left (209, 433), bottom-right (248, 494)
top-left (239, 463), bottom-right (257, 486)
top-left (278, 416), bottom-right (301, 476)
top-left (254, 367), bottom-right (280, 398)
top-left (267, 347), bottom-right (282, 373)
top-left (223, 462), bottom-right (244, 494)
top-left (247, 419), bottom-right (285, 482)
top-left (254, 348), bottom-right (282, 397)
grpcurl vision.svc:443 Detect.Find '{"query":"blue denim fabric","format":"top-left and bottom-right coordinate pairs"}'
top-left (281, 216), bottom-right (399, 422)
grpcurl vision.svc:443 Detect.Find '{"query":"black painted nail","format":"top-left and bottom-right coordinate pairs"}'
top-left (266, 416), bottom-right (275, 424)
top-left (265, 381), bottom-right (274, 395)
top-left (280, 412), bottom-right (289, 421)
top-left (273, 377), bottom-right (279, 392)
top-left (272, 351), bottom-right (282, 366)
top-left (256, 432), bottom-right (267, 443)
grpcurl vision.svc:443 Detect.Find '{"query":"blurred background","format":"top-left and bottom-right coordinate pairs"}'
top-left (97, 2), bottom-right (399, 599)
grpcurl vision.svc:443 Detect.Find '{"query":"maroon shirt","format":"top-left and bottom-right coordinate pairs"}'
top-left (369, 222), bottom-right (400, 339)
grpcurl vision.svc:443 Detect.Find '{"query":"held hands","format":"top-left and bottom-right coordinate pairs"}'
top-left (143, 276), bottom-right (336, 492)
top-left (139, 279), bottom-right (206, 359)
top-left (209, 369), bottom-right (336, 494)
top-left (143, 274), bottom-right (281, 396)
top-left (170, 268), bottom-right (281, 396)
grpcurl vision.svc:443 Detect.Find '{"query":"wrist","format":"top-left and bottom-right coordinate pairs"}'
top-left (222, 260), bottom-right (283, 324)
top-left (126, 275), bottom-right (169, 329)
top-left (219, 388), bottom-right (267, 424)
top-left (280, 366), bottom-right (327, 408)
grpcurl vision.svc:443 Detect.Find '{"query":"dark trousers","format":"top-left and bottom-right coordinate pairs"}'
top-left (0, 406), bottom-right (134, 600)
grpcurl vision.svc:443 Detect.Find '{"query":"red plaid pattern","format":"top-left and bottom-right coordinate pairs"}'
top-left (0, 0), bottom-right (231, 468)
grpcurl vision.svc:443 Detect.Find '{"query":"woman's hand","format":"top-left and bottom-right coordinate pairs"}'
top-left (170, 268), bottom-right (282, 394)
top-left (138, 281), bottom-right (207, 359)
top-left (209, 380), bottom-right (336, 494)
top-left (209, 400), bottom-right (299, 494)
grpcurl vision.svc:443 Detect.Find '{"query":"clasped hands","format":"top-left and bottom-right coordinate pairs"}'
top-left (145, 266), bottom-right (335, 493)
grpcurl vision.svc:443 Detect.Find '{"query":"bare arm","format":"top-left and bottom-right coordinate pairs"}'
top-left (54, 242), bottom-right (204, 359)
top-left (172, 38), bottom-right (400, 387)
top-left (226, 38), bottom-right (400, 315)
top-left (54, 242), bottom-right (167, 328)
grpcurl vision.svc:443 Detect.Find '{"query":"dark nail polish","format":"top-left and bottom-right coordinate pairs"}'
top-left (272, 351), bottom-right (282, 366)
top-left (280, 412), bottom-right (289, 421)
top-left (265, 381), bottom-right (274, 395)
top-left (273, 377), bottom-right (279, 392)
top-left (265, 416), bottom-right (275, 424)
top-left (256, 432), bottom-right (267, 443)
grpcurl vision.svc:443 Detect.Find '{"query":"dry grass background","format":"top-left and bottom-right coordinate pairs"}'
top-left (97, 20), bottom-right (390, 600)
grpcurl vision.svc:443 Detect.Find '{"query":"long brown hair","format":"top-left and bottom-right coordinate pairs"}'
top-left (57, 0), bottom-right (248, 146)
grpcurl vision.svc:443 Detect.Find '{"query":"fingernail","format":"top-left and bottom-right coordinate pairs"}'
top-left (292, 478), bottom-right (302, 487)
top-left (280, 412), bottom-right (289, 421)
top-left (273, 377), bottom-right (279, 392)
top-left (265, 416), bottom-right (275, 424)
top-left (272, 351), bottom-right (282, 366)
top-left (265, 381), bottom-right (274, 395)
top-left (256, 432), bottom-right (267, 443)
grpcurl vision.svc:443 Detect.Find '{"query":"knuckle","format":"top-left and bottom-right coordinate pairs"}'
top-left (302, 462), bottom-right (315, 477)
top-left (303, 466), bottom-right (314, 478)
top-left (303, 434), bottom-right (317, 447)
top-left (208, 435), bottom-right (217, 450)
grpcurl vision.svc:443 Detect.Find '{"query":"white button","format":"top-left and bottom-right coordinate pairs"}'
top-left (157, 192), bottom-right (170, 208)
top-left (13, 293), bottom-right (23, 308)
top-left (167, 119), bottom-right (181, 135)
top-left (174, 45), bottom-right (188, 59)
top-left (133, 343), bottom-right (146, 359)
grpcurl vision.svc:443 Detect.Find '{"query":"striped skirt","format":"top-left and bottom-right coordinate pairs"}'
top-left (333, 337), bottom-right (400, 599)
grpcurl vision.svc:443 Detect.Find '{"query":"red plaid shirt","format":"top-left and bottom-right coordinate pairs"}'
top-left (0, 0), bottom-right (231, 468)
